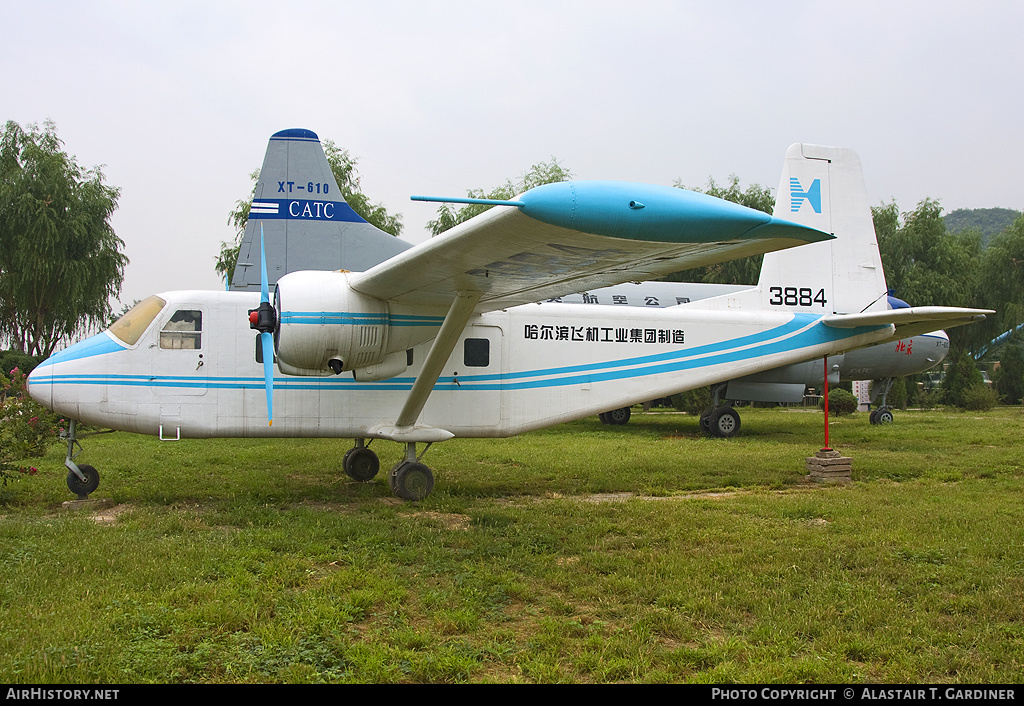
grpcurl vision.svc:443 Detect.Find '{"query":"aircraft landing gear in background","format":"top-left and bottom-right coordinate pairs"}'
top-left (869, 378), bottom-right (896, 425)
top-left (387, 442), bottom-right (435, 501)
top-left (343, 439), bottom-right (380, 482)
top-left (869, 407), bottom-right (894, 425)
top-left (598, 407), bottom-right (632, 425)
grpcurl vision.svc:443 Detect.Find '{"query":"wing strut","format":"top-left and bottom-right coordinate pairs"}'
top-left (393, 290), bottom-right (483, 434)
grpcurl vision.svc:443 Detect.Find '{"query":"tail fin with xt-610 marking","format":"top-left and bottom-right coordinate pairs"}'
top-left (230, 128), bottom-right (412, 292)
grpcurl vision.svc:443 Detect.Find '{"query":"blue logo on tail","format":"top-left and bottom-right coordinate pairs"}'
top-left (790, 178), bottom-right (822, 214)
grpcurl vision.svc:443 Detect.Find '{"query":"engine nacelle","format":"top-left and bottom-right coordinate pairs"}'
top-left (274, 271), bottom-right (389, 376)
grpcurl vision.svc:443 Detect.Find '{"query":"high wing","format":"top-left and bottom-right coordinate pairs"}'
top-left (823, 306), bottom-right (992, 340)
top-left (348, 181), bottom-right (832, 311)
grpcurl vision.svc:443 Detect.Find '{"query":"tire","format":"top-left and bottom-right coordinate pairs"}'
top-left (343, 447), bottom-right (379, 482)
top-left (606, 407), bottom-right (631, 425)
top-left (876, 408), bottom-right (894, 424)
top-left (66, 464), bottom-right (99, 497)
top-left (598, 412), bottom-right (610, 424)
top-left (869, 409), bottom-right (879, 425)
top-left (709, 407), bottom-right (741, 438)
top-left (699, 406), bottom-right (714, 433)
top-left (390, 461), bottom-right (434, 501)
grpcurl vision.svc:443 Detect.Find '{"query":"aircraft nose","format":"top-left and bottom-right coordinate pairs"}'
top-left (26, 364), bottom-right (52, 409)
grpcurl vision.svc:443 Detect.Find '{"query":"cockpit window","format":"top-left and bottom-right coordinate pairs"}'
top-left (107, 295), bottom-right (167, 346)
top-left (160, 310), bottom-right (203, 349)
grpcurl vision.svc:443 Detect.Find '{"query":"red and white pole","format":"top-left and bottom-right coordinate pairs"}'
top-left (822, 356), bottom-right (831, 452)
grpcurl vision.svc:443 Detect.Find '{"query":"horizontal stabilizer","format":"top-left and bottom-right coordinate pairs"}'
top-left (823, 306), bottom-right (992, 340)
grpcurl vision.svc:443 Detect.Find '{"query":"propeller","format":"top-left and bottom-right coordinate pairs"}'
top-left (247, 224), bottom-right (276, 425)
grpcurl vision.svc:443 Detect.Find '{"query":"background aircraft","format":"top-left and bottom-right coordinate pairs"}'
top-left (27, 132), bottom-right (989, 501)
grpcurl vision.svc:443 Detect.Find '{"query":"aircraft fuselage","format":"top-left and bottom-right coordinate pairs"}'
top-left (28, 289), bottom-right (893, 442)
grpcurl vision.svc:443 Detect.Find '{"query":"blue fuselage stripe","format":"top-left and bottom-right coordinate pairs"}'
top-left (32, 317), bottom-right (881, 394)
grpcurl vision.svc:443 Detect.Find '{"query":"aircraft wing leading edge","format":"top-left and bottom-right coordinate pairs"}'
top-left (351, 181), bottom-right (832, 311)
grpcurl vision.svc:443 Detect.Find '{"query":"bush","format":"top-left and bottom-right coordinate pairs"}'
top-left (943, 351), bottom-right (984, 408)
top-left (0, 368), bottom-right (62, 489)
top-left (0, 350), bottom-right (41, 375)
top-left (671, 387), bottom-right (711, 415)
top-left (961, 383), bottom-right (999, 411)
top-left (822, 388), bottom-right (858, 416)
top-left (887, 376), bottom-right (908, 410)
top-left (995, 344), bottom-right (1024, 404)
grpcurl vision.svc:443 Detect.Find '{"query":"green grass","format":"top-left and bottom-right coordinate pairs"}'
top-left (2, 406), bottom-right (1023, 683)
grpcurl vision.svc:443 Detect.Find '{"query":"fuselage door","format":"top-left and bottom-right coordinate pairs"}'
top-left (153, 308), bottom-right (208, 397)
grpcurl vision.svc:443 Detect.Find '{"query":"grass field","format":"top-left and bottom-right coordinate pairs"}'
top-left (1, 406), bottom-right (1023, 683)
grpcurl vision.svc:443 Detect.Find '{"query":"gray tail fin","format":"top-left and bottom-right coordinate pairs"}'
top-left (756, 143), bottom-right (889, 314)
top-left (230, 128), bottom-right (412, 291)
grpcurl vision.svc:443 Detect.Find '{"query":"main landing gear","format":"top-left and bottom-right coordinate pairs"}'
top-left (343, 439), bottom-right (436, 501)
top-left (698, 383), bottom-right (741, 438)
top-left (699, 405), bottom-right (741, 438)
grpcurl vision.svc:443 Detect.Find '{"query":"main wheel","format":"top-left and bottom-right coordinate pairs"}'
top-left (343, 446), bottom-right (380, 482)
top-left (869, 409), bottom-right (880, 425)
top-left (709, 407), bottom-right (741, 438)
top-left (699, 406), bottom-right (714, 433)
top-left (67, 464), bottom-right (99, 498)
top-left (606, 407), bottom-right (631, 425)
top-left (390, 461), bottom-right (435, 501)
top-left (875, 407), bottom-right (894, 424)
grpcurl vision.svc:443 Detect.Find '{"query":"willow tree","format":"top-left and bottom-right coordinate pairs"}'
top-left (0, 120), bottom-right (126, 357)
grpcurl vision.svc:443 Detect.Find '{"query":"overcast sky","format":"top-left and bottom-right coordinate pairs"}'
top-left (3, 0), bottom-right (1022, 308)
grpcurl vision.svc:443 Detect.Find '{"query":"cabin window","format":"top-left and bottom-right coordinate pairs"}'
top-left (464, 338), bottom-right (489, 367)
top-left (160, 310), bottom-right (203, 349)
top-left (108, 295), bottom-right (166, 346)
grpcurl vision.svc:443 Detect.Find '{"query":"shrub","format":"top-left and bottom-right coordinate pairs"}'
top-left (671, 387), bottom-right (711, 415)
top-left (823, 388), bottom-right (858, 416)
top-left (887, 376), bottom-right (908, 410)
top-left (0, 350), bottom-right (41, 375)
top-left (0, 368), bottom-right (62, 489)
top-left (943, 351), bottom-right (983, 408)
top-left (961, 383), bottom-right (999, 411)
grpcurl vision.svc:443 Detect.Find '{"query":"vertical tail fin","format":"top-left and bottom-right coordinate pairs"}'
top-left (757, 144), bottom-right (888, 314)
top-left (230, 128), bottom-right (412, 291)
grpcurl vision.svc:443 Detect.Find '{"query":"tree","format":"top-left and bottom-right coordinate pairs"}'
top-left (994, 342), bottom-right (1024, 404)
top-left (976, 214), bottom-right (1024, 344)
top-left (426, 157), bottom-right (573, 236)
top-left (873, 198), bottom-right (983, 351)
top-left (217, 140), bottom-right (404, 283)
top-left (663, 175), bottom-right (775, 285)
top-left (0, 121), bottom-right (126, 357)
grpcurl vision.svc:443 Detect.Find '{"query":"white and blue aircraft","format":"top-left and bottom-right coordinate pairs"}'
top-left (27, 131), bottom-right (990, 500)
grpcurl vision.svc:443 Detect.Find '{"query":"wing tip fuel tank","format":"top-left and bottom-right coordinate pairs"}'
top-left (517, 181), bottom-right (833, 245)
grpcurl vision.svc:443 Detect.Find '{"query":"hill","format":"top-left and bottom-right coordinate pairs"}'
top-left (944, 207), bottom-right (1021, 245)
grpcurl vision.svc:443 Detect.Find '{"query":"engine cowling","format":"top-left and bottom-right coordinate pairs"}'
top-left (274, 271), bottom-right (389, 376)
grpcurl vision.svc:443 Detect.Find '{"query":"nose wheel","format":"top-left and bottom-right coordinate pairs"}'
top-left (62, 419), bottom-right (102, 499)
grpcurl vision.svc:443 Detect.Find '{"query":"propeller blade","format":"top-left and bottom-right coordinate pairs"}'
top-left (260, 224), bottom-right (273, 426)
top-left (261, 331), bottom-right (274, 426)
top-left (260, 223), bottom-right (270, 304)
